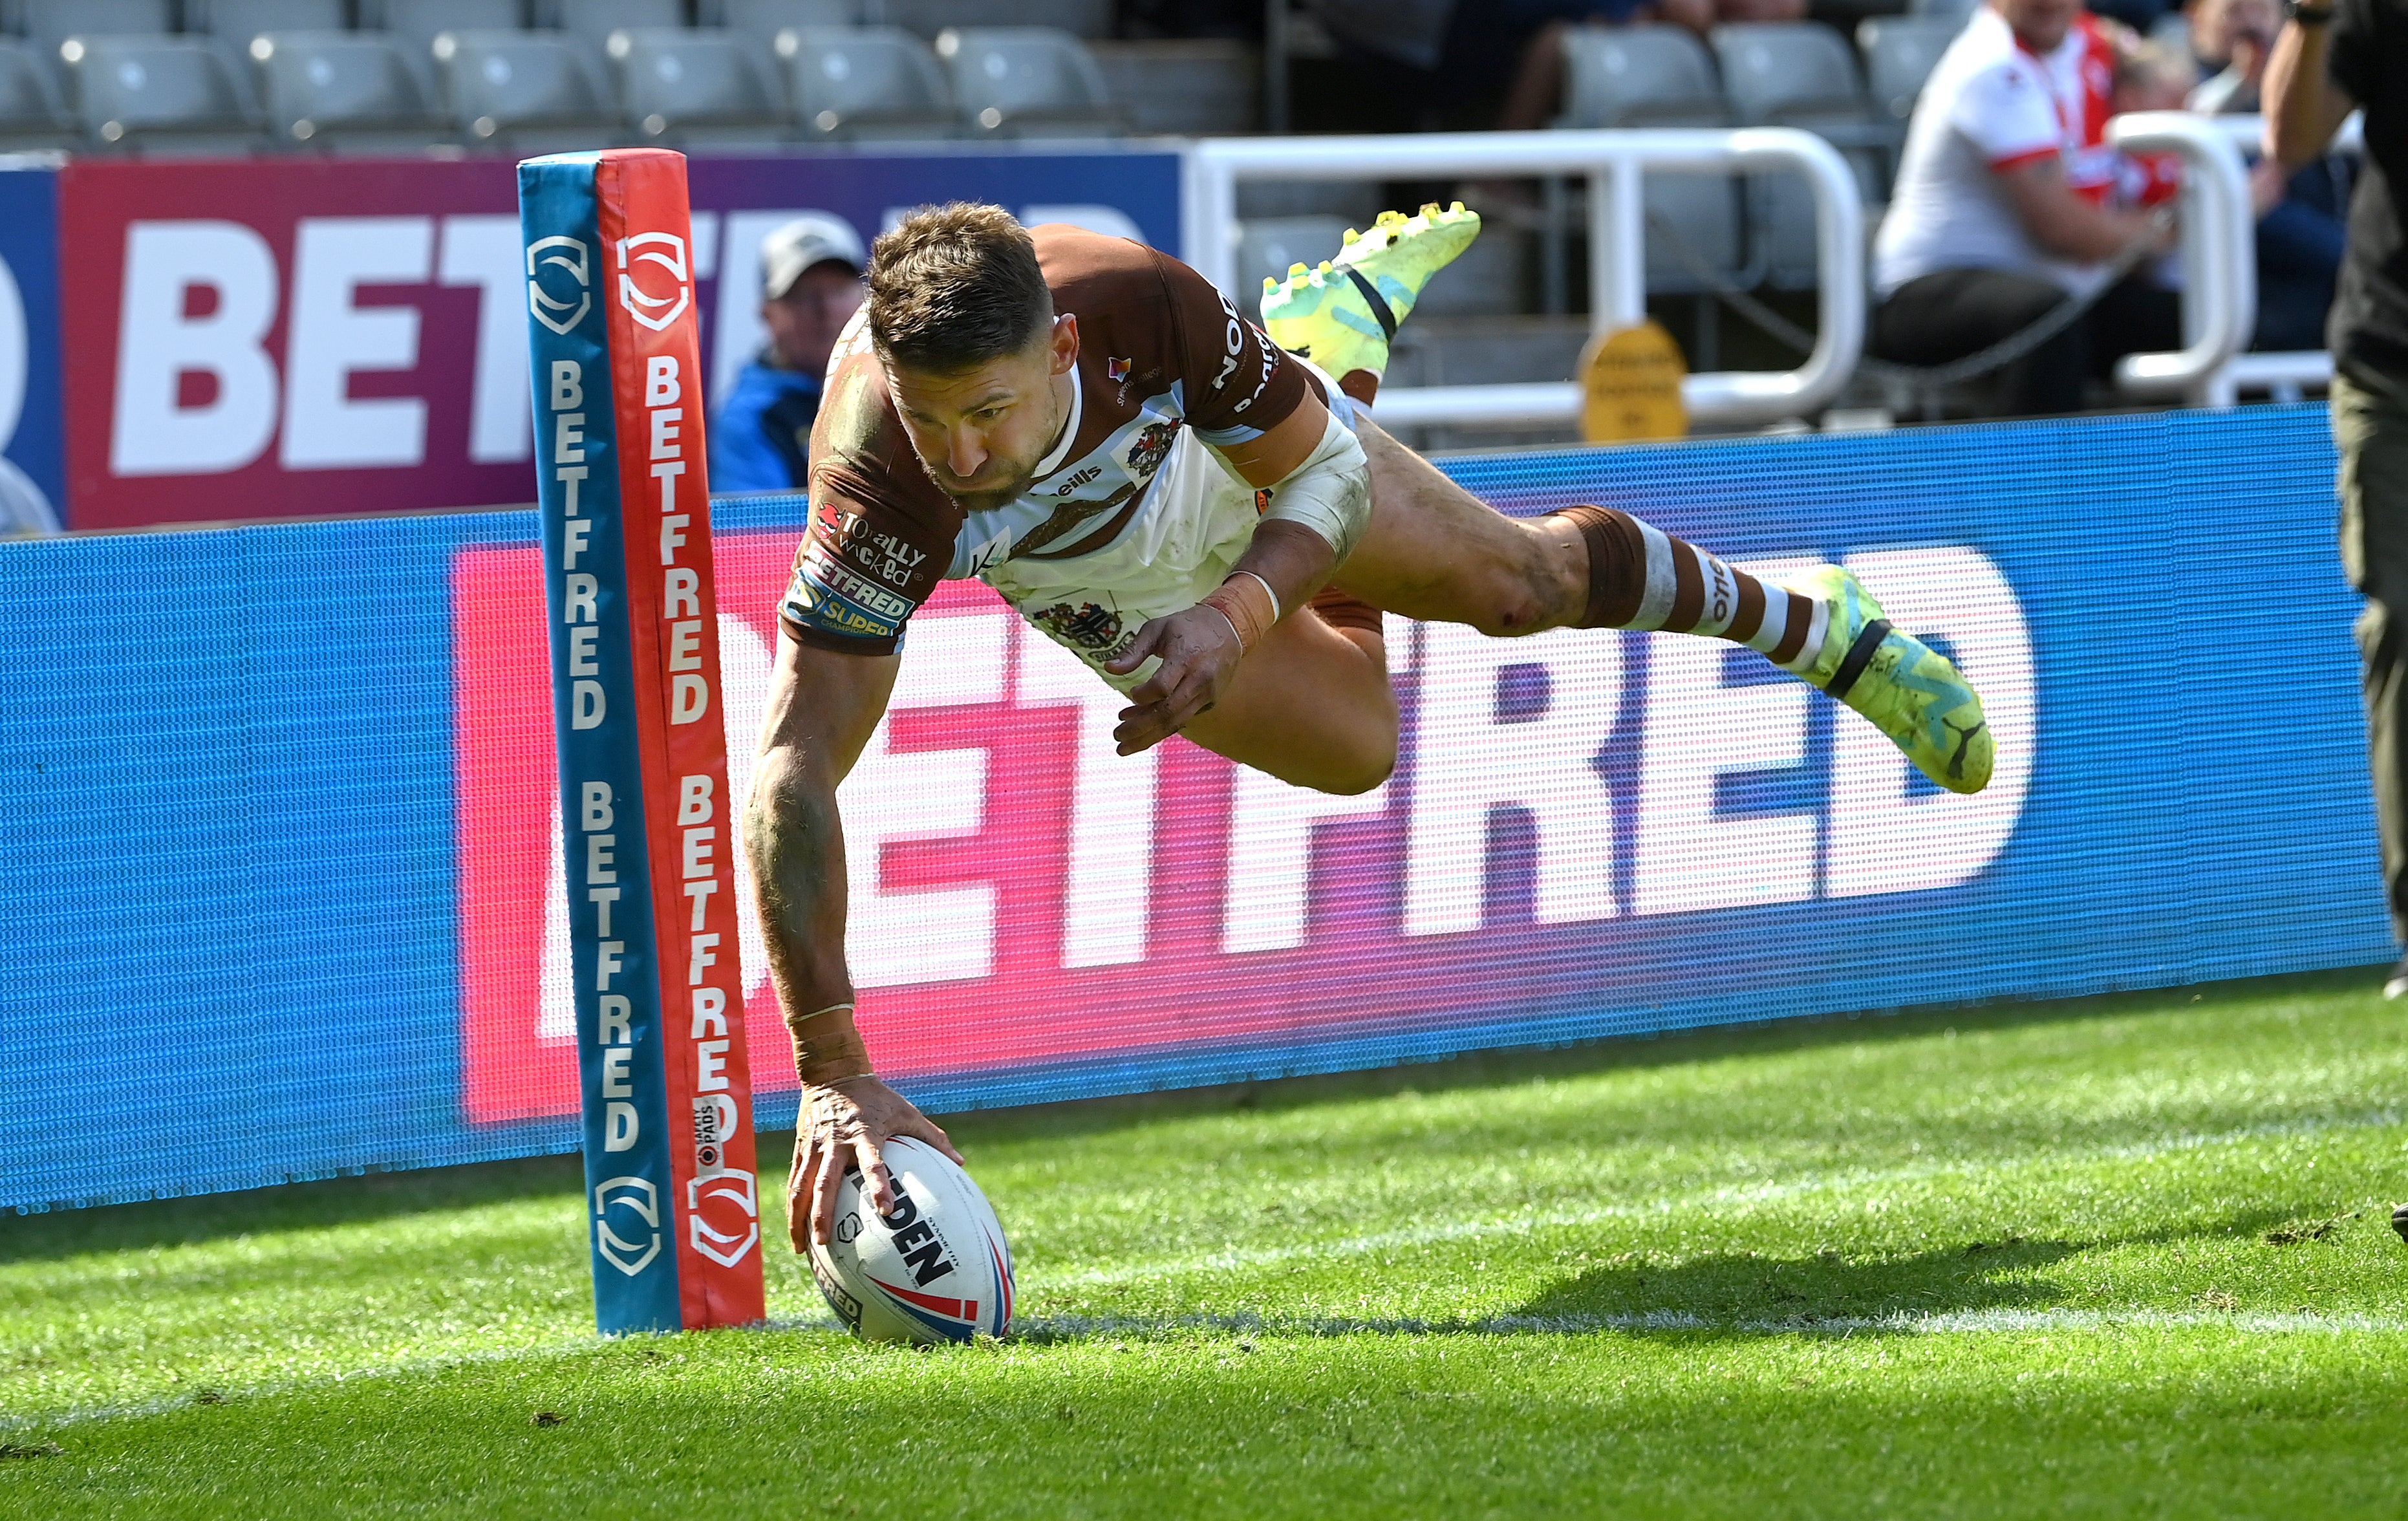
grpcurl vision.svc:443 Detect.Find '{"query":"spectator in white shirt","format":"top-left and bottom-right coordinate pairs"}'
top-left (1870, 0), bottom-right (2180, 414)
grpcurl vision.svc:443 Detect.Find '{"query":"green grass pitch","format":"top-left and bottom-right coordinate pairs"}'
top-left (6, 971), bottom-right (2408, 1518)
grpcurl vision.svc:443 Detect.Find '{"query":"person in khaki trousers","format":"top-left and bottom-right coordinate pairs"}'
top-left (2266, 0), bottom-right (2408, 994)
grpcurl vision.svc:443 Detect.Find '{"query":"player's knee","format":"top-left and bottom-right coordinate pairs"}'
top-left (1318, 700), bottom-right (1399, 795)
top-left (1322, 746), bottom-right (1396, 796)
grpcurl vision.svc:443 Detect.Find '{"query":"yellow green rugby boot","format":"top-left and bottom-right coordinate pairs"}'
top-left (1781, 563), bottom-right (1994, 795)
top-left (1258, 201), bottom-right (1482, 377)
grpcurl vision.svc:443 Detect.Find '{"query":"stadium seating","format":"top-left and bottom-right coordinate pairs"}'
top-left (1905, 0), bottom-right (1981, 26)
top-left (705, 0), bottom-right (864, 47)
top-left (1856, 16), bottom-right (1957, 127)
top-left (365, 0), bottom-right (530, 49)
top-left (250, 31), bottom-right (446, 149)
top-left (59, 34), bottom-right (265, 153)
top-left (888, 0), bottom-right (1113, 40)
top-left (934, 26), bottom-right (1113, 138)
top-left (0, 38), bottom-right (70, 149)
top-left (18, 0), bottom-right (173, 54)
top-left (777, 25), bottom-right (954, 140)
top-left (188, 0), bottom-right (349, 43)
top-left (608, 27), bottom-right (790, 147)
top-left (432, 28), bottom-right (616, 150)
top-left (1557, 25), bottom-right (1745, 292)
top-left (538, 0), bottom-right (683, 56)
top-left (1713, 22), bottom-right (1886, 285)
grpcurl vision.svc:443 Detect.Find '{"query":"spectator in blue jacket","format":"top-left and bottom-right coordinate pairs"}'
top-left (709, 214), bottom-right (866, 495)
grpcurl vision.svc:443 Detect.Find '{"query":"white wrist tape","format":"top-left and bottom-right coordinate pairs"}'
top-left (1258, 405), bottom-right (1372, 564)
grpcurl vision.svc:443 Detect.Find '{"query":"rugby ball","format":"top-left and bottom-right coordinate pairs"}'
top-left (808, 1136), bottom-right (1015, 1344)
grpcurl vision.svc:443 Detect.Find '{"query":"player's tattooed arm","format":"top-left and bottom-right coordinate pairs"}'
top-left (744, 632), bottom-right (897, 1018)
top-left (746, 633), bottom-right (962, 1248)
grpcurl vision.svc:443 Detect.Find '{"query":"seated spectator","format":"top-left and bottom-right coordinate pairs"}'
top-left (708, 215), bottom-right (866, 495)
top-left (1869, 0), bottom-right (2180, 416)
top-left (2184, 0), bottom-right (2349, 351)
top-left (1310, 0), bottom-right (1779, 138)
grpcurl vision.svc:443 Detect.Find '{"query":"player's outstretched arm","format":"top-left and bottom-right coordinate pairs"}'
top-left (743, 630), bottom-right (963, 1249)
top-left (1104, 391), bottom-right (1352, 754)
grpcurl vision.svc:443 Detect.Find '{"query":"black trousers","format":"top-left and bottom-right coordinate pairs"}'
top-left (1871, 267), bottom-right (2185, 417)
top-left (2336, 370), bottom-right (2408, 946)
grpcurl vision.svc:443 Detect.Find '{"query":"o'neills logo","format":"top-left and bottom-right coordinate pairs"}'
top-left (616, 231), bottom-right (691, 332)
top-left (526, 235), bottom-right (590, 335)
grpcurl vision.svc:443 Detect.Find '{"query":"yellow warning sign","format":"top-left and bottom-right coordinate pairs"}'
top-left (1578, 320), bottom-right (1688, 444)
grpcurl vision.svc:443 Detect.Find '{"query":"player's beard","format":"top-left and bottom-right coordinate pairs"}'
top-left (918, 376), bottom-right (1071, 513)
top-left (925, 453), bottom-right (1046, 515)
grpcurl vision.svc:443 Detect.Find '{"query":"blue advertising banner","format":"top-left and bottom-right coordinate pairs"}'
top-left (0, 407), bottom-right (2387, 1213)
top-left (0, 159), bottom-right (61, 530)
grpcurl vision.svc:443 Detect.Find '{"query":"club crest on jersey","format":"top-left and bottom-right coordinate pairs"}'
top-left (1124, 420), bottom-right (1177, 482)
top-left (1031, 601), bottom-right (1129, 656)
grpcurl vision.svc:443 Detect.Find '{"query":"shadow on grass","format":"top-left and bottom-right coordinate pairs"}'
top-left (1004, 1206), bottom-right (2325, 1344)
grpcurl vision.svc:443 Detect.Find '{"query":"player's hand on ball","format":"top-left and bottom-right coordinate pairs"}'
top-left (1106, 603), bottom-right (1245, 755)
top-left (791, 1075), bottom-right (962, 1251)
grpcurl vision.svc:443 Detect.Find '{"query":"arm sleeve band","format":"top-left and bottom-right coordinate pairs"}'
top-left (1257, 404), bottom-right (1373, 563)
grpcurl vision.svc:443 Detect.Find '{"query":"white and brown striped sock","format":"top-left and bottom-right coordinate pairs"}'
top-left (1551, 504), bottom-right (1831, 673)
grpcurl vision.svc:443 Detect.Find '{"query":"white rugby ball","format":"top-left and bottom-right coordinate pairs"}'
top-left (808, 1136), bottom-right (1015, 1344)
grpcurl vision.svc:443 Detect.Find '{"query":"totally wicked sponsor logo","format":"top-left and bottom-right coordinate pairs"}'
top-left (455, 527), bottom-right (2035, 1123)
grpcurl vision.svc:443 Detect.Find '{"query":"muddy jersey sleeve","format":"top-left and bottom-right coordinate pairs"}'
top-left (778, 349), bottom-right (960, 657)
top-left (1156, 247), bottom-right (1313, 448)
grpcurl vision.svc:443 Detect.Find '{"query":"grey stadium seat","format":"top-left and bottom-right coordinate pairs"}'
top-left (1557, 26), bottom-right (1743, 293)
top-left (536, 0), bottom-right (683, 54)
top-left (433, 28), bottom-right (615, 151)
top-left (609, 28), bottom-right (790, 147)
top-left (250, 31), bottom-right (447, 149)
top-left (1857, 16), bottom-right (1959, 125)
top-left (888, 0), bottom-right (1112, 39)
top-left (0, 39), bottom-right (72, 150)
top-left (364, 0), bottom-right (529, 100)
top-left (1712, 23), bottom-right (1885, 286)
top-left (777, 27), bottom-right (953, 141)
top-left (1906, 0), bottom-right (1980, 27)
top-left (705, 0), bottom-right (863, 46)
top-left (19, 0), bottom-right (173, 52)
top-left (365, 0), bottom-right (529, 52)
top-left (188, 0), bottom-right (349, 41)
top-left (60, 35), bottom-right (266, 153)
top-left (934, 27), bottom-right (1113, 137)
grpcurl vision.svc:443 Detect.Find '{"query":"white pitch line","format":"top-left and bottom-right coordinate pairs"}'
top-left (1027, 1106), bottom-right (2405, 1290)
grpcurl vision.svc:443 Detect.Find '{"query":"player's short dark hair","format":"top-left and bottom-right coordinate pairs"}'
top-left (866, 203), bottom-right (1052, 372)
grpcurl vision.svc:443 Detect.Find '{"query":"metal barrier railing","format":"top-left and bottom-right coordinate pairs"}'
top-left (2103, 111), bottom-right (2256, 406)
top-left (1182, 128), bottom-right (1865, 430)
top-left (2198, 112), bottom-right (2365, 403)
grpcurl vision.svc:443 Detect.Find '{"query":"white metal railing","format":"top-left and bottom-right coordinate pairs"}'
top-left (1183, 128), bottom-right (1864, 430)
top-left (2105, 111), bottom-right (2256, 406)
top-left (2197, 112), bottom-right (2367, 401)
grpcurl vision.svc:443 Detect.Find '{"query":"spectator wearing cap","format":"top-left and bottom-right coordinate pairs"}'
top-left (2265, 0), bottom-right (2408, 993)
top-left (1869, 0), bottom-right (2179, 416)
top-left (708, 214), bottom-right (866, 495)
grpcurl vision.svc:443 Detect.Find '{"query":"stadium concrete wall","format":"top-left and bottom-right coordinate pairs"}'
top-left (1, 406), bottom-right (2385, 1211)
